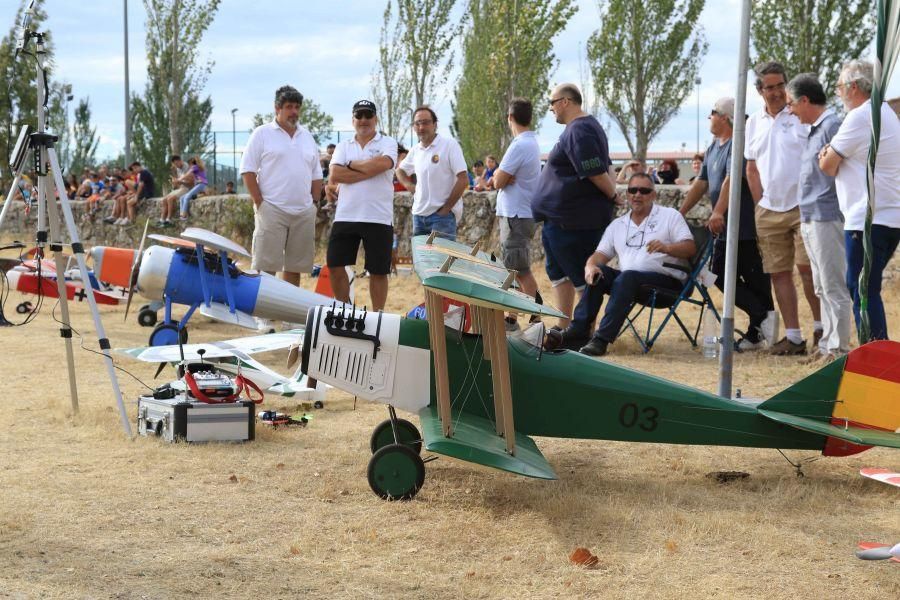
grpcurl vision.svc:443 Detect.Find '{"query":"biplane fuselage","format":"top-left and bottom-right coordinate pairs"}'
top-left (301, 235), bottom-right (900, 498)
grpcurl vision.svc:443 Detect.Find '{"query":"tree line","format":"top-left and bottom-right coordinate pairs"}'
top-left (0, 0), bottom-right (875, 194)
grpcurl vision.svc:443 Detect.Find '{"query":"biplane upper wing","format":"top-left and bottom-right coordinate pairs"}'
top-left (412, 234), bottom-right (566, 318)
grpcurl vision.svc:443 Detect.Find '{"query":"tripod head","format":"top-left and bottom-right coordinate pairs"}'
top-left (14, 0), bottom-right (38, 56)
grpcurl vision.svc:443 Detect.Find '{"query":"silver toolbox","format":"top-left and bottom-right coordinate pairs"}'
top-left (137, 394), bottom-right (255, 442)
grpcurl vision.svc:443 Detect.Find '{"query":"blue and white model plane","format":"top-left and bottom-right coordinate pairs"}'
top-left (128, 227), bottom-right (341, 346)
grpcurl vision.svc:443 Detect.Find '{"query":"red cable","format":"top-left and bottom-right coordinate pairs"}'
top-left (183, 371), bottom-right (266, 404)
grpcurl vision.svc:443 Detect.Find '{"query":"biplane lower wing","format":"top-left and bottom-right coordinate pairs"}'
top-left (418, 405), bottom-right (557, 480)
top-left (757, 409), bottom-right (900, 448)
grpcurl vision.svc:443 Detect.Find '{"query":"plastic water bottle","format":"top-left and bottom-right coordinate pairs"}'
top-left (701, 310), bottom-right (718, 359)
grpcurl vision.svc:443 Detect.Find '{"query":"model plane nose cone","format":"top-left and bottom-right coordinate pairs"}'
top-left (136, 246), bottom-right (174, 300)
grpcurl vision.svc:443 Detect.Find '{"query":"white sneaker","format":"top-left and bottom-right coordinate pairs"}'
top-left (737, 337), bottom-right (765, 352)
top-left (256, 317), bottom-right (275, 334)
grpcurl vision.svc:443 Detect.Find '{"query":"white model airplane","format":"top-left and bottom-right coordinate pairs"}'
top-left (856, 468), bottom-right (900, 562)
top-left (116, 330), bottom-right (327, 406)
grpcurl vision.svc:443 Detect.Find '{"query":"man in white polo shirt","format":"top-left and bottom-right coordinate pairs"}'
top-left (395, 106), bottom-right (469, 240)
top-left (324, 100), bottom-right (398, 311)
top-left (241, 85), bottom-right (322, 288)
top-left (745, 61), bottom-right (821, 355)
top-left (492, 97), bottom-right (542, 332)
top-left (819, 60), bottom-right (900, 341)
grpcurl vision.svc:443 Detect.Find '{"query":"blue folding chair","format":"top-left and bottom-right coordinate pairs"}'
top-left (619, 226), bottom-right (720, 353)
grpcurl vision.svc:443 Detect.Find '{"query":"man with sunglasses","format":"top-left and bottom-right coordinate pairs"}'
top-left (533, 83), bottom-right (618, 330)
top-left (323, 100), bottom-right (398, 311)
top-left (745, 61), bottom-right (822, 355)
top-left (545, 174), bottom-right (695, 356)
top-left (680, 97), bottom-right (774, 351)
top-left (396, 106), bottom-right (469, 240)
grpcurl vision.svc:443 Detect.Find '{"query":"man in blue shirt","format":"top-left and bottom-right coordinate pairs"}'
top-left (787, 74), bottom-right (852, 362)
top-left (493, 97), bottom-right (542, 332)
top-left (532, 83), bottom-right (617, 329)
top-left (680, 97), bottom-right (774, 350)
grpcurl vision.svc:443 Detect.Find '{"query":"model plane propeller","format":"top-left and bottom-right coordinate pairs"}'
top-left (296, 234), bottom-right (900, 500)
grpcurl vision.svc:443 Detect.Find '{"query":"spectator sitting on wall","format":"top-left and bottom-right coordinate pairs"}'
top-left (471, 159), bottom-right (488, 191)
top-left (483, 155), bottom-right (499, 189)
top-left (179, 155), bottom-right (208, 221)
top-left (657, 158), bottom-right (684, 185)
top-left (689, 153), bottom-right (704, 183)
top-left (616, 159), bottom-right (658, 184)
top-left (224, 181), bottom-right (236, 194)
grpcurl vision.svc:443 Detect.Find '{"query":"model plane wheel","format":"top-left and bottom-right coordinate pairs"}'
top-left (313, 400), bottom-right (324, 409)
top-left (137, 306), bottom-right (158, 327)
top-left (370, 418), bottom-right (422, 455)
top-left (16, 301), bottom-right (32, 314)
top-left (367, 444), bottom-right (425, 501)
top-left (149, 323), bottom-right (189, 347)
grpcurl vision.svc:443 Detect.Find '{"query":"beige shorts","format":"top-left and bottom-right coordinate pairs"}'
top-left (251, 201), bottom-right (316, 274)
top-left (755, 205), bottom-right (809, 273)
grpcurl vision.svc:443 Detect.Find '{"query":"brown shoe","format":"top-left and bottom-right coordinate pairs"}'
top-left (769, 336), bottom-right (807, 356)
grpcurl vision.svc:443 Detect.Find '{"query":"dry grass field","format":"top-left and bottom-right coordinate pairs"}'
top-left (1, 243), bottom-right (898, 599)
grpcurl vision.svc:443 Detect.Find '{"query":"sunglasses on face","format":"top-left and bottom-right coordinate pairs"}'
top-left (627, 186), bottom-right (654, 195)
top-left (413, 119), bottom-right (433, 127)
top-left (760, 81), bottom-right (786, 93)
top-left (354, 110), bottom-right (375, 120)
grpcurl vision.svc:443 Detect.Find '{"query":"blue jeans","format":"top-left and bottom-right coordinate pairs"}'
top-left (179, 183), bottom-right (207, 215)
top-left (413, 212), bottom-right (457, 240)
top-left (540, 221), bottom-right (603, 289)
top-left (845, 226), bottom-right (900, 340)
top-left (571, 266), bottom-right (683, 343)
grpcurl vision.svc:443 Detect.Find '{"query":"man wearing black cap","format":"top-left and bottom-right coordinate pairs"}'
top-left (324, 100), bottom-right (399, 310)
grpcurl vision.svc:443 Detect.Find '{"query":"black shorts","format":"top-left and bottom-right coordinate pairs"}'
top-left (326, 221), bottom-right (394, 275)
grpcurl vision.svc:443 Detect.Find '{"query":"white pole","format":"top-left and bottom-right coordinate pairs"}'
top-left (124, 0), bottom-right (131, 165)
top-left (717, 0), bottom-right (752, 398)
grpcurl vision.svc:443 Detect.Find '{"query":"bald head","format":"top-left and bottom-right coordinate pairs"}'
top-left (549, 83), bottom-right (585, 125)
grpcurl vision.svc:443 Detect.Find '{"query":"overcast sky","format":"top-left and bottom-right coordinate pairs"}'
top-left (27, 0), bottom-right (900, 162)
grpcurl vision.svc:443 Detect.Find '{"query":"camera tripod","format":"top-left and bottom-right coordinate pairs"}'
top-left (0, 23), bottom-right (132, 436)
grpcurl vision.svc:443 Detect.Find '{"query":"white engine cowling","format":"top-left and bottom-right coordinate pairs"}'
top-left (301, 305), bottom-right (430, 414)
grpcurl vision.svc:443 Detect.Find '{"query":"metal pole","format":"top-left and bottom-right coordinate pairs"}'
top-left (717, 0), bottom-right (751, 399)
top-left (695, 77), bottom-right (702, 153)
top-left (231, 108), bottom-right (237, 175)
top-left (123, 0), bottom-right (131, 165)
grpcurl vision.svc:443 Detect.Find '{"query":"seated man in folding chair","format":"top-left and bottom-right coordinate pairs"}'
top-left (545, 173), bottom-right (696, 356)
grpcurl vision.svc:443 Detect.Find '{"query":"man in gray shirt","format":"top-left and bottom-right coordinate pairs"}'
top-left (786, 74), bottom-right (851, 362)
top-left (680, 97), bottom-right (774, 350)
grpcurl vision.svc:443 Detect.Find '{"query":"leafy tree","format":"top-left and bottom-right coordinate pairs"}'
top-left (587, 0), bottom-right (708, 161)
top-left (750, 0), bottom-right (874, 98)
top-left (396, 0), bottom-right (464, 107)
top-left (131, 0), bottom-right (219, 189)
top-left (454, 0), bottom-right (576, 160)
top-left (370, 0), bottom-right (413, 141)
top-left (69, 97), bottom-right (99, 175)
top-left (0, 0), bottom-right (70, 187)
top-left (142, 0), bottom-right (220, 156)
top-left (250, 98), bottom-right (334, 145)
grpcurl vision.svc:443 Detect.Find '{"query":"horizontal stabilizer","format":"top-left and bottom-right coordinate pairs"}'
top-left (199, 302), bottom-right (258, 329)
top-left (758, 409), bottom-right (900, 449)
top-left (418, 405), bottom-right (557, 480)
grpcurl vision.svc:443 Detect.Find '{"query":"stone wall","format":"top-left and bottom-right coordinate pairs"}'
top-left (1, 186), bottom-right (711, 258)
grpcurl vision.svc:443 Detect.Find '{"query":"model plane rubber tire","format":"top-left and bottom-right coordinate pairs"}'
top-left (16, 301), bottom-right (32, 314)
top-left (367, 444), bottom-right (425, 501)
top-left (370, 418), bottom-right (422, 455)
top-left (138, 307), bottom-right (158, 327)
top-left (149, 323), bottom-right (188, 347)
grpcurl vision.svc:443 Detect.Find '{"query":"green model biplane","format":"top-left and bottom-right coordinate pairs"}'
top-left (299, 234), bottom-right (900, 500)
